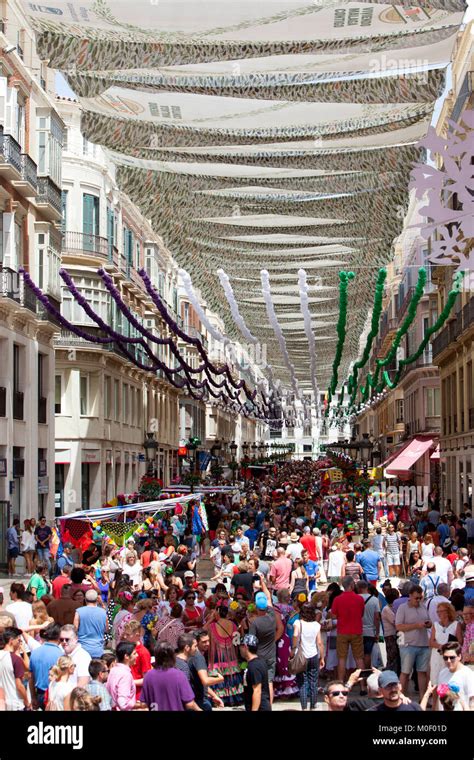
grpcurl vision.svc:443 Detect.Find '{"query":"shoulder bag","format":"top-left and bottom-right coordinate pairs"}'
top-left (288, 619), bottom-right (307, 675)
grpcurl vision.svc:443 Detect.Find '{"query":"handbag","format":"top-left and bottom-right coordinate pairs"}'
top-left (288, 620), bottom-right (307, 675)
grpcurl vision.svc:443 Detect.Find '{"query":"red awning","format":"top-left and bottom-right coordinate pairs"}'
top-left (430, 445), bottom-right (440, 461)
top-left (386, 437), bottom-right (434, 475)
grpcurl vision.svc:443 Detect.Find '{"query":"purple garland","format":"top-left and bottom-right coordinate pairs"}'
top-left (97, 268), bottom-right (244, 401)
top-left (21, 268), bottom-right (266, 417)
top-left (139, 268), bottom-right (259, 404)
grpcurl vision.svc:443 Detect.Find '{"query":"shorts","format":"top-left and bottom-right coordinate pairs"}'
top-left (336, 634), bottom-right (363, 660)
top-left (387, 554), bottom-right (401, 567)
top-left (8, 548), bottom-right (19, 559)
top-left (363, 636), bottom-right (376, 656)
top-left (400, 646), bottom-right (430, 674)
top-left (264, 658), bottom-right (276, 682)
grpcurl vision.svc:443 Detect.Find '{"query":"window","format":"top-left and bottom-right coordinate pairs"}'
top-left (114, 379), bottom-right (120, 421)
top-left (396, 398), bottom-right (404, 423)
top-left (122, 384), bottom-right (129, 422)
top-left (80, 374), bottom-right (89, 415)
top-left (62, 276), bottom-right (109, 325)
top-left (82, 193), bottom-right (100, 249)
top-left (136, 241), bottom-right (140, 270)
top-left (62, 128), bottom-right (68, 151)
top-left (425, 387), bottom-right (440, 418)
top-left (38, 353), bottom-right (45, 399)
top-left (55, 375), bottom-right (62, 414)
top-left (37, 112), bottom-right (63, 185)
top-left (13, 344), bottom-right (20, 392)
top-left (61, 191), bottom-right (68, 233)
top-left (104, 376), bottom-right (111, 419)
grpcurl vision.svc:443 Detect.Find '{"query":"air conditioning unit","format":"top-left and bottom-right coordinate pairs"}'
top-left (0, 458), bottom-right (7, 476)
top-left (38, 459), bottom-right (47, 477)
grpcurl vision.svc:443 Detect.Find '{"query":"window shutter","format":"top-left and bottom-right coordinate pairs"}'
top-left (2, 212), bottom-right (15, 269)
top-left (5, 86), bottom-right (17, 136)
top-left (0, 77), bottom-right (8, 129)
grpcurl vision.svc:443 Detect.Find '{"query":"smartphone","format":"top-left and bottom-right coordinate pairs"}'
top-left (360, 669), bottom-right (373, 679)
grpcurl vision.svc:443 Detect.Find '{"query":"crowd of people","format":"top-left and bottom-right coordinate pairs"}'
top-left (1, 460), bottom-right (473, 712)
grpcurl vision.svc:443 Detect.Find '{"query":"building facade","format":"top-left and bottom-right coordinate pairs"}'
top-left (0, 0), bottom-right (63, 533)
top-left (54, 98), bottom-right (180, 514)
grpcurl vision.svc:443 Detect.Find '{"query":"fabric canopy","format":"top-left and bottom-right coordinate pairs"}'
top-left (385, 436), bottom-right (435, 475)
top-left (21, 0), bottom-right (466, 397)
top-left (430, 445), bottom-right (441, 460)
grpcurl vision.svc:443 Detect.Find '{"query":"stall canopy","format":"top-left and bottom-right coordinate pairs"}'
top-left (57, 494), bottom-right (200, 521)
top-left (385, 436), bottom-right (435, 476)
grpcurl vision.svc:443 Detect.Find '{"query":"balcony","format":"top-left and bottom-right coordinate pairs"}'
top-left (0, 386), bottom-right (5, 417)
top-left (376, 317), bottom-right (398, 357)
top-left (0, 130), bottom-right (22, 179)
top-left (12, 154), bottom-right (38, 197)
top-left (469, 409), bottom-right (474, 428)
top-left (0, 267), bottom-right (37, 314)
top-left (432, 296), bottom-right (474, 359)
top-left (36, 177), bottom-right (62, 221)
top-left (38, 396), bottom-right (47, 424)
top-left (13, 391), bottom-right (24, 421)
top-left (63, 231), bottom-right (110, 260)
top-left (397, 287), bottom-right (415, 322)
top-left (452, 71), bottom-right (473, 123)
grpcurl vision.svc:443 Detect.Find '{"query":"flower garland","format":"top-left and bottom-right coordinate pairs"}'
top-left (325, 271), bottom-right (355, 414)
top-left (358, 267), bottom-right (427, 405)
top-left (382, 270), bottom-right (465, 390)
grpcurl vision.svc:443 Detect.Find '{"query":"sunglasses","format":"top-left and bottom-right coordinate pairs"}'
top-left (60, 637), bottom-right (73, 643)
top-left (328, 690), bottom-right (349, 697)
top-left (443, 655), bottom-right (458, 661)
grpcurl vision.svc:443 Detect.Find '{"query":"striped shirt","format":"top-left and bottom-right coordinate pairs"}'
top-left (385, 534), bottom-right (400, 555)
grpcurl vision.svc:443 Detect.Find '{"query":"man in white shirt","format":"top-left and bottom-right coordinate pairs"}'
top-left (286, 533), bottom-right (303, 563)
top-left (59, 624), bottom-right (91, 687)
top-left (6, 583), bottom-right (32, 630)
top-left (432, 547), bottom-right (454, 587)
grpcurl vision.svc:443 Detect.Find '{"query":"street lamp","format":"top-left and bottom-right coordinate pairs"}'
top-left (229, 440), bottom-right (238, 485)
top-left (187, 436), bottom-right (201, 493)
top-left (241, 442), bottom-right (250, 486)
top-left (258, 441), bottom-right (265, 461)
top-left (144, 432), bottom-right (158, 477)
top-left (210, 439), bottom-right (222, 486)
top-left (251, 443), bottom-right (258, 461)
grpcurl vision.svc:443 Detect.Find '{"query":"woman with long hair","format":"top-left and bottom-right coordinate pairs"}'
top-left (206, 599), bottom-right (243, 705)
top-left (68, 687), bottom-right (101, 711)
top-left (21, 519), bottom-right (36, 575)
top-left (421, 532), bottom-right (435, 560)
top-left (47, 656), bottom-right (75, 710)
top-left (274, 588), bottom-right (298, 699)
top-left (429, 602), bottom-right (462, 709)
top-left (26, 600), bottom-right (54, 640)
top-left (154, 603), bottom-right (185, 649)
top-left (381, 588), bottom-right (401, 675)
top-left (409, 550), bottom-right (424, 581)
top-left (291, 602), bottom-right (325, 711)
top-left (406, 531), bottom-right (421, 565)
top-left (181, 590), bottom-right (204, 632)
top-left (289, 558), bottom-right (308, 599)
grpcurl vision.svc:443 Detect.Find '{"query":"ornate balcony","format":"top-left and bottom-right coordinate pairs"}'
top-left (36, 176), bottom-right (62, 221)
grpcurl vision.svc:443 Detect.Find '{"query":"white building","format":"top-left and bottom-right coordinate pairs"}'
top-left (54, 97), bottom-right (180, 514)
top-left (0, 0), bottom-right (63, 539)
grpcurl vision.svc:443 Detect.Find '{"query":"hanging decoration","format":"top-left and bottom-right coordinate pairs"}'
top-left (358, 267), bottom-right (427, 404)
top-left (179, 268), bottom-right (228, 345)
top-left (409, 109), bottom-right (474, 275)
top-left (344, 268), bottom-right (387, 408)
top-left (325, 271), bottom-right (355, 413)
top-left (138, 475), bottom-right (163, 501)
top-left (382, 270), bottom-right (465, 389)
top-left (298, 268), bottom-right (320, 418)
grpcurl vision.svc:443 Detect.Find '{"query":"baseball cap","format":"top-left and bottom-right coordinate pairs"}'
top-left (241, 634), bottom-right (259, 648)
top-left (255, 592), bottom-right (268, 610)
top-left (184, 571), bottom-right (194, 578)
top-left (378, 671), bottom-right (400, 689)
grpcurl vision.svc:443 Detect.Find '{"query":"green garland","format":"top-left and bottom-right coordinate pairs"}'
top-left (383, 271), bottom-right (465, 390)
top-left (344, 268), bottom-right (387, 409)
top-left (358, 267), bottom-right (427, 404)
top-left (325, 271), bottom-right (355, 415)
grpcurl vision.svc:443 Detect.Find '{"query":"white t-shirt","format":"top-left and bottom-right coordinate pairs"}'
top-left (286, 542), bottom-right (303, 562)
top-left (450, 578), bottom-right (466, 591)
top-left (122, 562), bottom-right (142, 587)
top-left (21, 531), bottom-right (36, 552)
top-left (48, 679), bottom-right (74, 710)
top-left (6, 601), bottom-right (33, 630)
top-left (0, 650), bottom-right (23, 711)
top-left (421, 543), bottom-right (435, 559)
top-left (67, 645), bottom-right (91, 686)
top-left (432, 557), bottom-right (452, 584)
top-left (294, 619), bottom-right (320, 659)
top-left (437, 665), bottom-right (474, 711)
